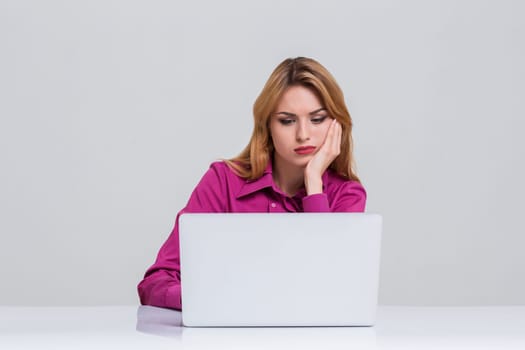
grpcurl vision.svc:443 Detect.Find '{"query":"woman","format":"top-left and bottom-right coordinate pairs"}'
top-left (138, 57), bottom-right (366, 310)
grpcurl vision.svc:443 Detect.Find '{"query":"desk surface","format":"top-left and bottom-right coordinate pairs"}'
top-left (1, 306), bottom-right (524, 349)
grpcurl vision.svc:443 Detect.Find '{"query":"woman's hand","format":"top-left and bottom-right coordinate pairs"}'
top-left (304, 119), bottom-right (342, 195)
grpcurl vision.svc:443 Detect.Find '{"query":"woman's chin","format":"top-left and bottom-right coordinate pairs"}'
top-left (274, 153), bottom-right (313, 170)
top-left (291, 157), bottom-right (312, 169)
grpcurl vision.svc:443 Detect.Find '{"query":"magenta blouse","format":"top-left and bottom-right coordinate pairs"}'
top-left (137, 161), bottom-right (367, 310)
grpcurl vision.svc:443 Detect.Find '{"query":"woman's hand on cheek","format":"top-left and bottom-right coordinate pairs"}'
top-left (304, 119), bottom-right (342, 195)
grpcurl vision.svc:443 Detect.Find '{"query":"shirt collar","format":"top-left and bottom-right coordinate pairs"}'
top-left (236, 160), bottom-right (330, 199)
top-left (236, 161), bottom-right (274, 199)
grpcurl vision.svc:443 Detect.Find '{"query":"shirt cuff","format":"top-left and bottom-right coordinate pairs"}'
top-left (166, 283), bottom-right (182, 310)
top-left (302, 193), bottom-right (330, 212)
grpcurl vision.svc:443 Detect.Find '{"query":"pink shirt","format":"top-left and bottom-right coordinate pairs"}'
top-left (137, 161), bottom-right (367, 310)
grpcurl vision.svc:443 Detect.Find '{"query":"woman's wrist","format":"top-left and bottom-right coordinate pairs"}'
top-left (305, 172), bottom-right (323, 195)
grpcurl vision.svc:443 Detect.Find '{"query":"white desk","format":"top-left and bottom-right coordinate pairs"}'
top-left (1, 306), bottom-right (524, 349)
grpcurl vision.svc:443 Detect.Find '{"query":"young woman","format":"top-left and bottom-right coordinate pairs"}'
top-left (138, 57), bottom-right (367, 310)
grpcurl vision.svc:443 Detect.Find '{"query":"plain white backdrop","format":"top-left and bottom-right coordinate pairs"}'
top-left (1, 0), bottom-right (524, 306)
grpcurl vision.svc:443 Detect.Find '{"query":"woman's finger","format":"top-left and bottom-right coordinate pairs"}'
top-left (334, 121), bottom-right (341, 155)
top-left (326, 119), bottom-right (337, 153)
top-left (329, 121), bottom-right (341, 157)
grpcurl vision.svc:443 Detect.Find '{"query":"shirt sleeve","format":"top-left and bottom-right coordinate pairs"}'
top-left (302, 180), bottom-right (367, 213)
top-left (302, 193), bottom-right (331, 212)
top-left (137, 163), bottom-right (227, 310)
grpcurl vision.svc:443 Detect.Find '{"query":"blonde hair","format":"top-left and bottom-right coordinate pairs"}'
top-left (225, 57), bottom-right (360, 183)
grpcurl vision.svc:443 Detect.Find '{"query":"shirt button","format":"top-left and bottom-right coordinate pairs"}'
top-left (271, 202), bottom-right (277, 208)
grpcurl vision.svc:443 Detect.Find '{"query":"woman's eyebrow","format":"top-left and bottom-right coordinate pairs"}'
top-left (275, 108), bottom-right (326, 117)
top-left (275, 111), bottom-right (296, 117)
top-left (309, 107), bottom-right (326, 115)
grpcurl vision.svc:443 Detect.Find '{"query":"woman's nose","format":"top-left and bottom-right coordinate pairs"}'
top-left (296, 121), bottom-right (310, 142)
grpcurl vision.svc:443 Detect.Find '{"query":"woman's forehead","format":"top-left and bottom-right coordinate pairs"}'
top-left (275, 85), bottom-right (323, 113)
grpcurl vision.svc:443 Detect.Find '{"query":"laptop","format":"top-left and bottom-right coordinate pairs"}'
top-left (179, 213), bottom-right (382, 327)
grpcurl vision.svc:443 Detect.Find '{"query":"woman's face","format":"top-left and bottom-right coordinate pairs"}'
top-left (269, 85), bottom-right (332, 170)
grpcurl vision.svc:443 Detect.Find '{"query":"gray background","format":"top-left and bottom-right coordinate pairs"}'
top-left (1, 0), bottom-right (523, 306)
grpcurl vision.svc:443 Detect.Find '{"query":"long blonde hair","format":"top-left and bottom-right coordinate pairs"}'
top-left (226, 57), bottom-right (361, 183)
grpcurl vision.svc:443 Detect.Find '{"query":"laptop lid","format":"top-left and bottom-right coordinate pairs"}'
top-left (179, 213), bottom-right (382, 327)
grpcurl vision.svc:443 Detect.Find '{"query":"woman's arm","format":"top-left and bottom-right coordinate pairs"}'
top-left (137, 163), bottom-right (227, 310)
top-left (304, 119), bottom-right (342, 195)
top-left (302, 119), bottom-right (366, 212)
top-left (137, 215), bottom-right (184, 309)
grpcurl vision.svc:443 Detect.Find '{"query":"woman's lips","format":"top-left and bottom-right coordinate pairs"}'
top-left (294, 146), bottom-right (316, 155)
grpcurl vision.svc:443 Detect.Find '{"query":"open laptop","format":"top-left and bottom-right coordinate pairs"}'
top-left (179, 213), bottom-right (382, 327)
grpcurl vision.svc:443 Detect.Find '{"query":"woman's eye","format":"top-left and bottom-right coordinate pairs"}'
top-left (311, 116), bottom-right (328, 124)
top-left (278, 118), bottom-right (295, 125)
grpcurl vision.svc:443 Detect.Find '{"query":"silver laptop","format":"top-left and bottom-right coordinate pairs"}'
top-left (179, 213), bottom-right (382, 327)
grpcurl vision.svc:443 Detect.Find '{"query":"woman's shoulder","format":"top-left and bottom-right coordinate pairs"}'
top-left (208, 160), bottom-right (229, 172)
top-left (203, 160), bottom-right (246, 185)
top-left (322, 170), bottom-right (367, 212)
top-left (190, 161), bottom-right (245, 198)
top-left (208, 160), bottom-right (240, 175)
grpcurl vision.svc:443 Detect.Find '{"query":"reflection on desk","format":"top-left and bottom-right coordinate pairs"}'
top-left (0, 305), bottom-right (524, 349)
top-left (136, 305), bottom-right (376, 349)
top-left (136, 305), bottom-right (525, 350)
top-left (136, 305), bottom-right (183, 337)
